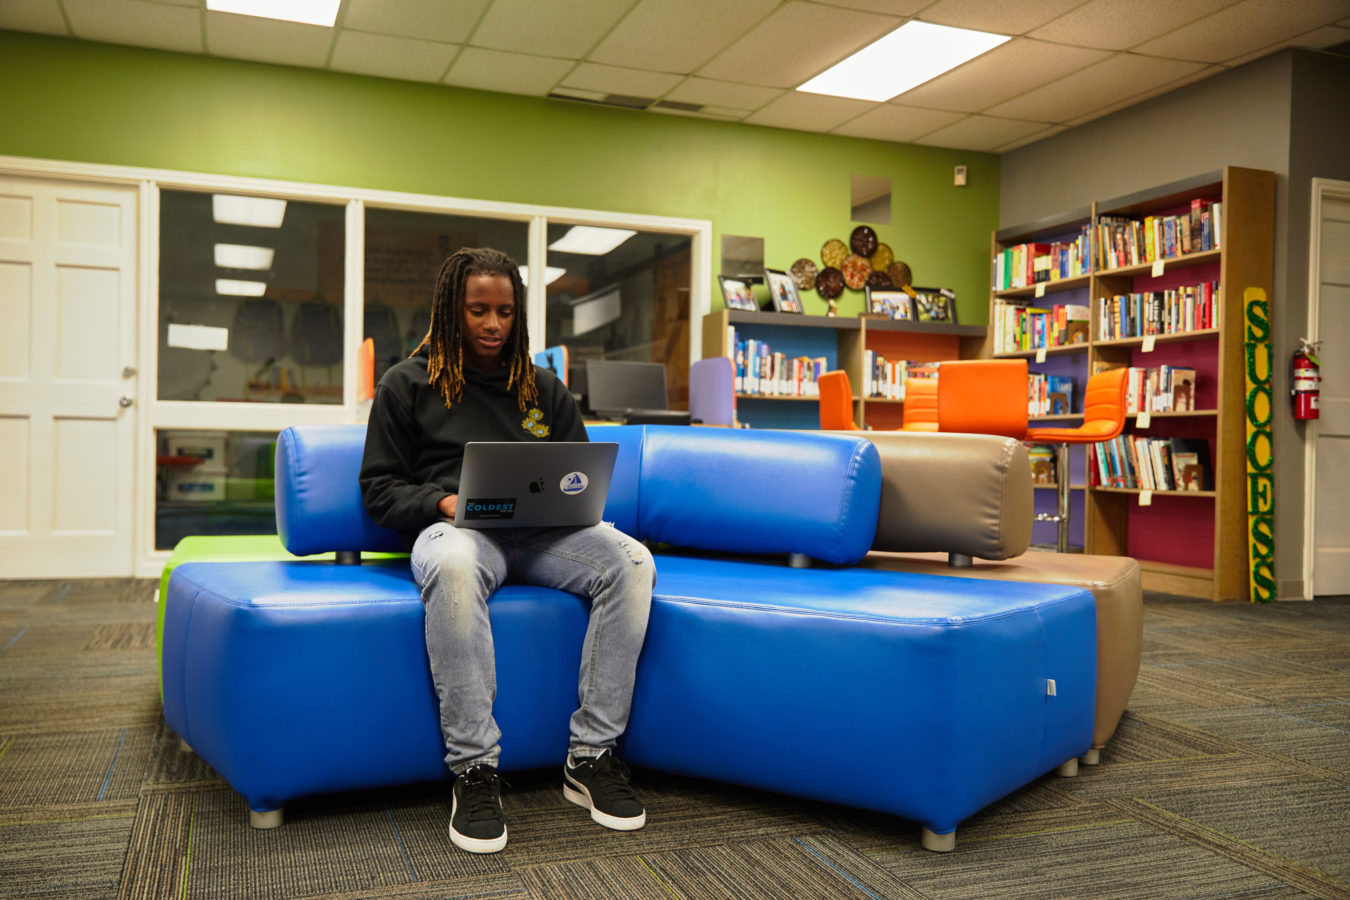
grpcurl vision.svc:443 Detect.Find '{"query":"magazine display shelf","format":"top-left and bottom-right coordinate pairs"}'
top-left (701, 309), bottom-right (985, 430)
top-left (989, 166), bottom-right (1274, 601)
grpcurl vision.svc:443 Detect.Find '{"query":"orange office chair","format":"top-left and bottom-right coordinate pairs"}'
top-left (1025, 366), bottom-right (1129, 553)
top-left (935, 359), bottom-right (1029, 439)
top-left (900, 377), bottom-right (939, 431)
top-left (818, 370), bottom-right (859, 430)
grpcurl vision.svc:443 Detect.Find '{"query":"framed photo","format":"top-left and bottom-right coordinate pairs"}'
top-left (865, 286), bottom-right (914, 320)
top-left (718, 275), bottom-right (759, 312)
top-left (912, 287), bottom-right (957, 324)
top-left (762, 268), bottom-right (804, 314)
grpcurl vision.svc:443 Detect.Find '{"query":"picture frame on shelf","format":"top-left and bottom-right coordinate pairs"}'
top-left (718, 275), bottom-right (759, 312)
top-left (865, 286), bottom-right (914, 320)
top-left (763, 268), bottom-right (804, 313)
top-left (913, 287), bottom-right (957, 323)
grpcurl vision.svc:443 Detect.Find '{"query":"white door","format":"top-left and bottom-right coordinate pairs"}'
top-left (0, 176), bottom-right (139, 578)
top-left (1312, 187), bottom-right (1350, 597)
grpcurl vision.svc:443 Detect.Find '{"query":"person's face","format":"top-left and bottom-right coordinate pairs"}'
top-left (461, 272), bottom-right (516, 371)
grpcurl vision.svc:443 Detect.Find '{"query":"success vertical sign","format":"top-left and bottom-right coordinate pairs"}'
top-left (1243, 287), bottom-right (1275, 603)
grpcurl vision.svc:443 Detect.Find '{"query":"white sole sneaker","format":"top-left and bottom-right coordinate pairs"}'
top-left (449, 795), bottom-right (508, 853)
top-left (562, 780), bottom-right (647, 831)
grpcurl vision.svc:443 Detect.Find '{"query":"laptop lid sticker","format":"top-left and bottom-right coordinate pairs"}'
top-left (560, 472), bottom-right (588, 494)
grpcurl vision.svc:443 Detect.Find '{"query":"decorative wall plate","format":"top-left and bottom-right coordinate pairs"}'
top-left (789, 257), bottom-right (819, 291)
top-left (841, 254), bottom-right (871, 290)
top-left (871, 242), bottom-right (894, 271)
top-left (821, 239), bottom-right (848, 269)
top-left (888, 261), bottom-right (913, 287)
top-left (865, 270), bottom-right (893, 289)
top-left (850, 225), bottom-right (878, 258)
top-left (815, 266), bottom-right (844, 299)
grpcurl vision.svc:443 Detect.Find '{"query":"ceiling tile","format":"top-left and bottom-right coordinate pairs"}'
top-left (1029, 0), bottom-right (1235, 51)
top-left (897, 38), bottom-right (1110, 112)
top-left (698, 1), bottom-right (901, 89)
top-left (64, 0), bottom-right (201, 54)
top-left (809, 0), bottom-right (926, 14)
top-left (742, 91), bottom-right (877, 132)
top-left (0, 0), bottom-right (68, 35)
top-left (470, 0), bottom-right (634, 59)
top-left (341, 0), bottom-right (490, 44)
top-left (650, 105), bottom-right (748, 121)
top-left (329, 30), bottom-right (458, 83)
top-left (919, 0), bottom-right (1087, 36)
top-left (984, 53), bottom-right (1206, 123)
top-left (588, 0), bottom-right (779, 73)
top-left (561, 62), bottom-right (684, 98)
top-left (913, 115), bottom-right (1051, 151)
top-left (1063, 64), bottom-right (1226, 127)
top-left (1133, 0), bottom-right (1350, 63)
top-left (1227, 24), bottom-right (1350, 66)
top-left (205, 11), bottom-right (335, 68)
top-left (443, 47), bottom-right (574, 96)
top-left (830, 104), bottom-right (966, 141)
top-left (664, 77), bottom-right (785, 111)
top-left (994, 124), bottom-right (1068, 152)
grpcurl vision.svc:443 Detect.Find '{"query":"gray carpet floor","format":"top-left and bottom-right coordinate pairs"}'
top-left (1, 579), bottom-right (1347, 899)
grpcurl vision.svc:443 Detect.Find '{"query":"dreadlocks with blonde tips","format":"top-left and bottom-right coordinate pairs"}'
top-left (412, 247), bottom-right (539, 413)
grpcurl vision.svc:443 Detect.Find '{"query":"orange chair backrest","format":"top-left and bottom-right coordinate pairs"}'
top-left (936, 358), bottom-right (1028, 439)
top-left (357, 337), bottom-right (375, 402)
top-left (1080, 366), bottom-right (1129, 440)
top-left (900, 377), bottom-right (939, 431)
top-left (818, 370), bottom-right (859, 430)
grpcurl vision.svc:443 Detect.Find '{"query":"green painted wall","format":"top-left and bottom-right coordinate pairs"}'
top-left (0, 31), bottom-right (999, 323)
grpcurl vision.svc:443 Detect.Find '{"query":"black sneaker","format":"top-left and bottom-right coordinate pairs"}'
top-left (562, 750), bottom-right (646, 831)
top-left (450, 764), bottom-right (507, 853)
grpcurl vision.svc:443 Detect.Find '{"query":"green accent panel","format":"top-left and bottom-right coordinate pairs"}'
top-left (155, 534), bottom-right (407, 697)
top-left (0, 32), bottom-right (999, 322)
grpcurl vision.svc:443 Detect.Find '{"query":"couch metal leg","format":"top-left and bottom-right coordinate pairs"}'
top-left (1081, 748), bottom-right (1101, 765)
top-left (788, 553), bottom-right (811, 568)
top-left (921, 827), bottom-right (956, 852)
top-left (250, 807), bottom-right (284, 829)
top-left (1056, 757), bottom-right (1079, 777)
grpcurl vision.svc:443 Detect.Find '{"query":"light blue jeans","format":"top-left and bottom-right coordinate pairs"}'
top-left (410, 520), bottom-right (654, 775)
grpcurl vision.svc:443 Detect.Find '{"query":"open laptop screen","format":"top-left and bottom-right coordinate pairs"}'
top-left (584, 360), bottom-right (669, 419)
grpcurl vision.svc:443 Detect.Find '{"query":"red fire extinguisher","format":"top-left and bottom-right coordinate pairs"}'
top-left (1291, 337), bottom-right (1321, 420)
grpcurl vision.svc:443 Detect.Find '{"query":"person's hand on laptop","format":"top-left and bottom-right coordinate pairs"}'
top-left (438, 494), bottom-right (458, 519)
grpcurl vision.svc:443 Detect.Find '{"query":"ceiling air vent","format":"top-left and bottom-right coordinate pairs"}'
top-left (654, 100), bottom-right (703, 113)
top-left (547, 90), bottom-right (656, 110)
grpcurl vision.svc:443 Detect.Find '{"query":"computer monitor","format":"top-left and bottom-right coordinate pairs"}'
top-left (584, 360), bottom-right (670, 420)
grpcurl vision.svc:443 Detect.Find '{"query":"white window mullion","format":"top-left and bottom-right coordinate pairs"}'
top-left (344, 198), bottom-right (365, 413)
top-left (528, 215), bottom-right (548, 357)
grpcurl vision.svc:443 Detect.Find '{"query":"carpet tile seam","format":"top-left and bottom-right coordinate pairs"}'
top-left (792, 836), bottom-right (884, 900)
top-left (956, 817), bottom-right (1137, 845)
top-left (635, 854), bottom-right (681, 899)
top-left (1106, 796), bottom-right (1350, 899)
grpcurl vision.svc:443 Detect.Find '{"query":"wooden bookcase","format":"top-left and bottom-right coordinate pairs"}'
top-left (989, 166), bottom-right (1275, 601)
top-left (701, 309), bottom-right (984, 430)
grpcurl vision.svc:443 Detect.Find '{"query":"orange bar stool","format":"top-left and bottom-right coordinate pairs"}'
top-left (936, 359), bottom-right (1029, 439)
top-left (818, 370), bottom-right (860, 430)
top-left (1025, 367), bottom-right (1129, 553)
top-left (900, 377), bottom-right (939, 431)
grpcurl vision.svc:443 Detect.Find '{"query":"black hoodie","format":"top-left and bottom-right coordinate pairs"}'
top-left (359, 349), bottom-right (588, 547)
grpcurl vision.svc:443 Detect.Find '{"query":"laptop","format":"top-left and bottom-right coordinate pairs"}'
top-left (453, 441), bottom-right (618, 529)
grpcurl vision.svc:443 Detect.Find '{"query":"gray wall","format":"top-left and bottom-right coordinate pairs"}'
top-left (1000, 49), bottom-right (1350, 600)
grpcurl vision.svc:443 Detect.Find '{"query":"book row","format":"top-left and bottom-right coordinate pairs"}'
top-left (1087, 434), bottom-right (1213, 492)
top-left (728, 331), bottom-right (827, 397)
top-left (1098, 281), bottom-right (1220, 340)
top-left (1029, 372), bottom-right (1076, 417)
top-left (992, 226), bottom-right (1092, 290)
top-left (860, 353), bottom-right (937, 399)
top-left (1095, 199), bottom-right (1222, 270)
top-left (1121, 365), bottom-right (1198, 414)
top-left (993, 301), bottom-right (1090, 353)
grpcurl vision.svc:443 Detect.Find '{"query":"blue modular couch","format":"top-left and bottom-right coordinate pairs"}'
top-left (161, 425), bottom-right (1097, 852)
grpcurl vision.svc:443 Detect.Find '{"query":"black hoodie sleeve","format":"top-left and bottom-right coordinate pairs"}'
top-left (359, 384), bottom-right (447, 540)
top-left (550, 378), bottom-right (589, 442)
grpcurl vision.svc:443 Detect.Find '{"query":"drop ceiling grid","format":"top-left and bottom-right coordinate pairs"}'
top-left (340, 0), bottom-right (485, 44)
top-left (63, 0), bottom-right (202, 54)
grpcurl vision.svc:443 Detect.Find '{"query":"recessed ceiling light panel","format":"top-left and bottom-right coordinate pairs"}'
top-left (215, 243), bottom-right (275, 270)
top-left (213, 195), bottom-right (287, 228)
top-left (519, 265), bottom-right (568, 286)
top-left (798, 21), bottom-right (1010, 103)
top-left (216, 279), bottom-right (268, 296)
top-left (548, 226), bottom-right (637, 256)
top-left (206, 0), bottom-right (341, 27)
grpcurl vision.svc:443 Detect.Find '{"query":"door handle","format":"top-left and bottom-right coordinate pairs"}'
top-left (122, 366), bottom-right (137, 378)
top-left (119, 396), bottom-right (134, 408)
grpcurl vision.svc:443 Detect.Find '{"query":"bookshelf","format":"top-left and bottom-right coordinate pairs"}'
top-left (701, 309), bottom-right (984, 430)
top-left (989, 166), bottom-right (1275, 601)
